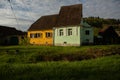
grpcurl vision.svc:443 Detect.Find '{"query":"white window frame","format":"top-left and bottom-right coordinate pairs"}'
top-left (59, 29), bottom-right (64, 36)
top-left (68, 28), bottom-right (72, 36)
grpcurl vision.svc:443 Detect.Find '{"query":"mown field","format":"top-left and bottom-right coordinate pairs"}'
top-left (0, 45), bottom-right (120, 80)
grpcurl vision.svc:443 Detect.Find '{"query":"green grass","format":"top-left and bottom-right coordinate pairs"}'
top-left (0, 45), bottom-right (120, 63)
top-left (0, 45), bottom-right (120, 80)
top-left (0, 55), bottom-right (120, 80)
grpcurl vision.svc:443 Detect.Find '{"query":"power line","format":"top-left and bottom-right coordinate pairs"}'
top-left (21, 0), bottom-right (35, 22)
top-left (7, 0), bottom-right (20, 30)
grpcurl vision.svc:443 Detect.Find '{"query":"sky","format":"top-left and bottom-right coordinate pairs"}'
top-left (0, 0), bottom-right (120, 31)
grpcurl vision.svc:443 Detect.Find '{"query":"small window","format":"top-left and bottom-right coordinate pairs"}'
top-left (68, 29), bottom-right (72, 36)
top-left (46, 32), bottom-right (52, 38)
top-left (85, 30), bottom-right (90, 35)
top-left (64, 42), bottom-right (67, 44)
top-left (37, 33), bottom-right (40, 38)
top-left (36, 33), bottom-right (43, 38)
top-left (59, 29), bottom-right (64, 36)
top-left (30, 34), bottom-right (34, 38)
top-left (34, 33), bottom-right (41, 38)
top-left (36, 33), bottom-right (42, 38)
top-left (30, 33), bottom-right (42, 38)
top-left (34, 33), bottom-right (37, 38)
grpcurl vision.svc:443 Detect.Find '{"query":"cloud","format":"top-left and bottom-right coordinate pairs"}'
top-left (0, 0), bottom-right (120, 31)
top-left (83, 0), bottom-right (120, 18)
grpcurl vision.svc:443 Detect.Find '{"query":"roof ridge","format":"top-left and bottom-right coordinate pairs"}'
top-left (28, 4), bottom-right (83, 31)
top-left (61, 4), bottom-right (82, 8)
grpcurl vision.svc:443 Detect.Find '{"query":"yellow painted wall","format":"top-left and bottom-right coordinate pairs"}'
top-left (28, 30), bottom-right (53, 45)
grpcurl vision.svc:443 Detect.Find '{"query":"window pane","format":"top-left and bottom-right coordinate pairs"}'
top-left (85, 30), bottom-right (90, 35)
top-left (46, 32), bottom-right (52, 38)
top-left (30, 33), bottom-right (42, 38)
top-left (30, 34), bottom-right (34, 38)
top-left (35, 33), bottom-right (37, 38)
top-left (37, 33), bottom-right (40, 38)
top-left (68, 29), bottom-right (72, 36)
top-left (59, 29), bottom-right (64, 36)
top-left (35, 33), bottom-right (40, 38)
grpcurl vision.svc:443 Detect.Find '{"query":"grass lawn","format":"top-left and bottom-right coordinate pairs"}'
top-left (0, 55), bottom-right (120, 80)
top-left (0, 45), bottom-right (120, 80)
top-left (0, 45), bottom-right (120, 63)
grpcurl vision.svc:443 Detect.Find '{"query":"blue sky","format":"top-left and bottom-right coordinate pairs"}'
top-left (0, 0), bottom-right (120, 31)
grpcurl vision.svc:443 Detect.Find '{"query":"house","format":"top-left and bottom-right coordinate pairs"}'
top-left (28, 14), bottom-right (58, 45)
top-left (98, 26), bottom-right (119, 44)
top-left (27, 4), bottom-right (93, 46)
top-left (54, 4), bottom-right (94, 46)
top-left (0, 25), bottom-right (26, 45)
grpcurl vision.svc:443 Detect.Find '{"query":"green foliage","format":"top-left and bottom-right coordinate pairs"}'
top-left (83, 17), bottom-right (120, 29)
top-left (84, 17), bottom-right (103, 28)
top-left (94, 27), bottom-right (101, 36)
top-left (0, 55), bottom-right (120, 80)
top-left (0, 45), bottom-right (120, 80)
top-left (19, 36), bottom-right (30, 45)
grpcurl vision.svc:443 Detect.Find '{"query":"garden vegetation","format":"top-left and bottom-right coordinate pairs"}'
top-left (0, 45), bottom-right (120, 80)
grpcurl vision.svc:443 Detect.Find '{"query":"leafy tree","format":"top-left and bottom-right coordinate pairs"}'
top-left (83, 17), bottom-right (120, 29)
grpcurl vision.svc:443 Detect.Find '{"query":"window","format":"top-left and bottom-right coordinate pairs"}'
top-left (46, 32), bottom-right (52, 38)
top-left (30, 34), bottom-right (34, 38)
top-left (68, 29), bottom-right (72, 36)
top-left (36, 33), bottom-right (43, 38)
top-left (59, 29), bottom-right (64, 36)
top-left (30, 33), bottom-right (42, 38)
top-left (34, 33), bottom-right (38, 38)
top-left (85, 30), bottom-right (90, 35)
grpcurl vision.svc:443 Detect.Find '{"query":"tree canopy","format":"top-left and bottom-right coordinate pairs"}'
top-left (83, 17), bottom-right (120, 29)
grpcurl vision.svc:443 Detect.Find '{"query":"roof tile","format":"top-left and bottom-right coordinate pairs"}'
top-left (28, 4), bottom-right (82, 31)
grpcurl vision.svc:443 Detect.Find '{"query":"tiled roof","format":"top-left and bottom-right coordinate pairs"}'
top-left (99, 26), bottom-right (119, 37)
top-left (56, 4), bottom-right (82, 27)
top-left (99, 26), bottom-right (110, 32)
top-left (28, 4), bottom-right (82, 31)
top-left (28, 14), bottom-right (58, 31)
top-left (0, 25), bottom-right (26, 37)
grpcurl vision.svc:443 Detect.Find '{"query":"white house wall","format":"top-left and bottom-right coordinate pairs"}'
top-left (54, 26), bottom-right (81, 46)
top-left (54, 24), bottom-right (94, 46)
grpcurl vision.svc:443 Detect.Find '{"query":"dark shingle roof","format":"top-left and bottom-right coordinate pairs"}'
top-left (28, 14), bottom-right (58, 31)
top-left (28, 4), bottom-right (82, 31)
top-left (0, 25), bottom-right (26, 38)
top-left (99, 26), bottom-right (119, 37)
top-left (55, 4), bottom-right (82, 27)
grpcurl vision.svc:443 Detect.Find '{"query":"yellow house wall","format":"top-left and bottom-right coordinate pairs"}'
top-left (28, 30), bottom-right (53, 45)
